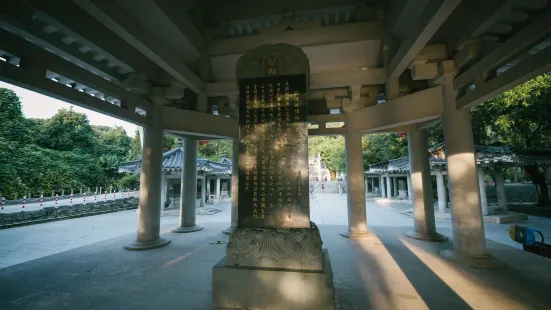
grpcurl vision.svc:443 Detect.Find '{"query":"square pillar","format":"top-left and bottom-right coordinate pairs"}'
top-left (380, 175), bottom-right (386, 197)
top-left (392, 177), bottom-right (398, 197)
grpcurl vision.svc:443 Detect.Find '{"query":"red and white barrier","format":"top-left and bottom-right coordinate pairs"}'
top-left (22, 196), bottom-right (26, 209)
top-left (83, 193), bottom-right (86, 204)
top-left (94, 192), bottom-right (97, 203)
top-left (40, 195), bottom-right (43, 208)
top-left (70, 193), bottom-right (73, 208)
top-left (127, 188), bottom-right (130, 197)
top-left (55, 194), bottom-right (59, 205)
top-left (104, 191), bottom-right (107, 202)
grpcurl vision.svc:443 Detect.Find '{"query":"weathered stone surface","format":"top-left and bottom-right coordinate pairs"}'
top-left (226, 222), bottom-right (323, 271)
top-left (213, 249), bottom-right (334, 310)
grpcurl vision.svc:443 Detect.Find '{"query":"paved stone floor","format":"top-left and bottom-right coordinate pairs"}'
top-left (1, 194), bottom-right (551, 309)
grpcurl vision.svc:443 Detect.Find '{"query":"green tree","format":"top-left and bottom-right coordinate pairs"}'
top-left (130, 129), bottom-right (142, 159)
top-left (36, 107), bottom-right (97, 152)
top-left (470, 74), bottom-right (551, 205)
top-left (198, 140), bottom-right (233, 161)
top-left (0, 88), bottom-right (31, 144)
top-left (164, 135), bottom-right (178, 152)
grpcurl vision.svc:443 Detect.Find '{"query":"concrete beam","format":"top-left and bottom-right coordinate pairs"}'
top-left (118, 0), bottom-right (206, 60)
top-left (307, 114), bottom-right (346, 136)
top-left (387, 0), bottom-right (462, 79)
top-left (74, 0), bottom-right (204, 93)
top-left (350, 86), bottom-right (443, 133)
top-left (202, 0), bottom-right (367, 25)
top-left (206, 68), bottom-right (387, 96)
top-left (20, 0), bottom-right (157, 77)
top-left (311, 68), bottom-right (387, 89)
top-left (0, 29), bottom-right (153, 113)
top-left (0, 62), bottom-right (151, 126)
top-left (0, 4), bottom-right (124, 82)
top-left (456, 45), bottom-right (551, 110)
top-left (454, 8), bottom-right (551, 90)
top-left (208, 21), bottom-right (381, 57)
top-left (162, 107), bottom-right (238, 138)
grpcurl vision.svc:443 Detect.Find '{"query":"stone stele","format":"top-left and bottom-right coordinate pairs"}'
top-left (211, 43), bottom-right (335, 310)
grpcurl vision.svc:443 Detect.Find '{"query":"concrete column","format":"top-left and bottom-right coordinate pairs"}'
top-left (438, 73), bottom-right (505, 268)
top-left (392, 177), bottom-right (398, 197)
top-left (216, 175), bottom-right (221, 199)
top-left (200, 176), bottom-right (206, 207)
top-left (160, 174), bottom-right (167, 209)
top-left (224, 138), bottom-right (239, 235)
top-left (172, 139), bottom-right (203, 233)
top-left (405, 128), bottom-right (446, 242)
top-left (478, 168), bottom-right (489, 216)
top-left (365, 178), bottom-right (368, 194)
top-left (386, 175), bottom-right (392, 199)
top-left (493, 170), bottom-right (508, 212)
top-left (380, 176), bottom-right (386, 197)
top-left (435, 170), bottom-right (447, 213)
top-left (341, 116), bottom-right (370, 239)
top-left (125, 106), bottom-right (170, 250)
top-left (407, 172), bottom-right (412, 200)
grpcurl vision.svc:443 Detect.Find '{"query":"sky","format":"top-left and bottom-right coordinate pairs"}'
top-left (1, 81), bottom-right (138, 137)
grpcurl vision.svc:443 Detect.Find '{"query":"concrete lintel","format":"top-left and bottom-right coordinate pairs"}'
top-left (0, 29), bottom-right (153, 113)
top-left (350, 86), bottom-right (444, 133)
top-left (454, 8), bottom-right (551, 89)
top-left (0, 62), bottom-right (151, 126)
top-left (162, 106), bottom-right (238, 138)
top-left (206, 68), bottom-right (387, 96)
top-left (208, 21), bottom-right (381, 57)
top-left (456, 45), bottom-right (551, 110)
top-left (74, 0), bottom-right (205, 93)
top-left (388, 0), bottom-right (462, 79)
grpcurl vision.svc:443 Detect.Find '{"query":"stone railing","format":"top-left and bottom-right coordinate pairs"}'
top-left (0, 197), bottom-right (139, 229)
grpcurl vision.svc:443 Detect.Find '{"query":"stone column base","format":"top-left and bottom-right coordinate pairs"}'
top-left (405, 231), bottom-right (448, 242)
top-left (212, 250), bottom-right (334, 310)
top-left (340, 230), bottom-right (376, 240)
top-left (439, 249), bottom-right (507, 269)
top-left (124, 238), bottom-right (171, 251)
top-left (222, 226), bottom-right (234, 235)
top-left (171, 225), bottom-right (204, 233)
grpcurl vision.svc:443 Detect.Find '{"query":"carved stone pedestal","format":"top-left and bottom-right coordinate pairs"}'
top-left (212, 224), bottom-right (335, 310)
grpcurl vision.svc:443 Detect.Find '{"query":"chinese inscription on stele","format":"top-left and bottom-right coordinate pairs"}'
top-left (238, 73), bottom-right (310, 229)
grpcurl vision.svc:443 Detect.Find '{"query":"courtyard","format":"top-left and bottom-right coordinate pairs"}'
top-left (1, 194), bottom-right (550, 309)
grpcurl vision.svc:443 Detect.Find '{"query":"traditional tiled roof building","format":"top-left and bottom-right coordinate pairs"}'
top-left (119, 140), bottom-right (232, 208)
top-left (364, 144), bottom-right (551, 215)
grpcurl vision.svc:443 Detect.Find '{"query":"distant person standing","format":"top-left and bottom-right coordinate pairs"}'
top-left (321, 183), bottom-right (325, 193)
top-left (205, 189), bottom-right (209, 203)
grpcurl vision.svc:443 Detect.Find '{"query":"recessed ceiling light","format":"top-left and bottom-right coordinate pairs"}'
top-left (361, 67), bottom-right (367, 71)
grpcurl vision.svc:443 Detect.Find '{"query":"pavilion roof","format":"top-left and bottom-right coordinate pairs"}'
top-left (119, 143), bottom-right (232, 175)
top-left (365, 143), bottom-right (551, 174)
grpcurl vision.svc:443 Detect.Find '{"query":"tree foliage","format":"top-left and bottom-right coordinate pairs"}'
top-left (0, 88), bottom-right (137, 199)
top-left (198, 140), bottom-right (233, 161)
